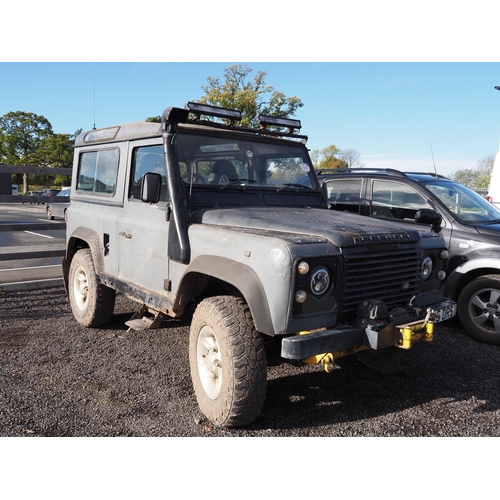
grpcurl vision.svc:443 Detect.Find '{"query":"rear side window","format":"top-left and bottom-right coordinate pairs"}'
top-left (324, 179), bottom-right (362, 213)
top-left (77, 149), bottom-right (119, 195)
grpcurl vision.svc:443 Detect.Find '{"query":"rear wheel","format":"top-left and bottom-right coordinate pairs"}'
top-left (68, 249), bottom-right (116, 327)
top-left (458, 275), bottom-right (500, 345)
top-left (47, 207), bottom-right (54, 220)
top-left (189, 296), bottom-right (267, 427)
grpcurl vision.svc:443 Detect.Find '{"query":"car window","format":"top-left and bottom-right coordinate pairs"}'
top-left (324, 179), bottom-right (362, 213)
top-left (129, 145), bottom-right (168, 202)
top-left (424, 180), bottom-right (500, 222)
top-left (371, 180), bottom-right (431, 220)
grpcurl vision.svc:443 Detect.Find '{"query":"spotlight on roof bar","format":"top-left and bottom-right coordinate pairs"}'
top-left (185, 102), bottom-right (242, 123)
top-left (255, 114), bottom-right (301, 132)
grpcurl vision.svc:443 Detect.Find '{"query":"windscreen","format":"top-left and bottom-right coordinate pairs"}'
top-left (173, 130), bottom-right (317, 190)
top-left (424, 180), bottom-right (500, 223)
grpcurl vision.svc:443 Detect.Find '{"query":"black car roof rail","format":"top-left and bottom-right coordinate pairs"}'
top-left (316, 167), bottom-right (407, 177)
top-left (315, 168), bottom-right (450, 180)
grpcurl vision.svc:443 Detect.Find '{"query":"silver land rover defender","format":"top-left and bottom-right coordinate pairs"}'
top-left (63, 102), bottom-right (456, 427)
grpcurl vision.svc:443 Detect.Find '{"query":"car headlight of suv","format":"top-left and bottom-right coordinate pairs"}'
top-left (421, 256), bottom-right (434, 280)
top-left (310, 266), bottom-right (330, 296)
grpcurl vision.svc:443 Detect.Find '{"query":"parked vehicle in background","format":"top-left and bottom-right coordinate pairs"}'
top-left (62, 103), bottom-right (455, 427)
top-left (317, 168), bottom-right (500, 346)
top-left (487, 148), bottom-right (500, 208)
top-left (47, 188), bottom-right (70, 220)
top-left (41, 189), bottom-right (59, 197)
top-left (22, 190), bottom-right (41, 204)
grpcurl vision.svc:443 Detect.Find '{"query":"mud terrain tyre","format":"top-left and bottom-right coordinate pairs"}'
top-left (68, 249), bottom-right (116, 327)
top-left (458, 275), bottom-right (500, 345)
top-left (189, 296), bottom-right (267, 427)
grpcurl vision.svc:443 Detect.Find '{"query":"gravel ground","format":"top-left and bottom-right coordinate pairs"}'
top-left (1, 286), bottom-right (500, 437)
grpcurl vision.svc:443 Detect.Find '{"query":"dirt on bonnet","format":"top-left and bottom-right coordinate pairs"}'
top-left (1, 286), bottom-right (500, 437)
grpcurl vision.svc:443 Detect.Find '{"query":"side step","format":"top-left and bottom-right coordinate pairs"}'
top-left (125, 305), bottom-right (164, 331)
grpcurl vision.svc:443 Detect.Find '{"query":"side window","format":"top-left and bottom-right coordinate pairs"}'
top-left (371, 180), bottom-right (431, 220)
top-left (129, 145), bottom-right (168, 202)
top-left (325, 179), bottom-right (362, 213)
top-left (77, 149), bottom-right (119, 195)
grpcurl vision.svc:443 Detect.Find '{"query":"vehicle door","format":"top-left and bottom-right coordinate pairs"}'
top-left (118, 140), bottom-right (170, 295)
top-left (367, 179), bottom-right (452, 246)
top-left (323, 178), bottom-right (365, 214)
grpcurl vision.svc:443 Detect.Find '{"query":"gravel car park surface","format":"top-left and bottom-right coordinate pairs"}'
top-left (1, 286), bottom-right (499, 437)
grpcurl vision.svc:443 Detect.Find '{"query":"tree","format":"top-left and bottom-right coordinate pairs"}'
top-left (338, 148), bottom-right (364, 169)
top-left (34, 132), bottom-right (76, 186)
top-left (0, 111), bottom-right (53, 192)
top-left (311, 144), bottom-right (348, 170)
top-left (197, 64), bottom-right (303, 127)
top-left (451, 155), bottom-right (494, 189)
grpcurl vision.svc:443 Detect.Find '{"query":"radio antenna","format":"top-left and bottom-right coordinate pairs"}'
top-left (429, 142), bottom-right (438, 177)
top-left (92, 64), bottom-right (96, 130)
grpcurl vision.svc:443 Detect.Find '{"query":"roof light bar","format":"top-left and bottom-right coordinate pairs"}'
top-left (185, 102), bottom-right (242, 122)
top-left (255, 114), bottom-right (301, 132)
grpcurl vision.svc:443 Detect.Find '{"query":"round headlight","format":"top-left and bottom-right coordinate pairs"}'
top-left (310, 267), bottom-right (330, 296)
top-left (421, 256), bottom-right (433, 280)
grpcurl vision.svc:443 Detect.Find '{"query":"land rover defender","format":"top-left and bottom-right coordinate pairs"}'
top-left (63, 102), bottom-right (456, 427)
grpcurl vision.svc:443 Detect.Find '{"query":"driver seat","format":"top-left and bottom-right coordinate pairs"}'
top-left (208, 160), bottom-right (238, 184)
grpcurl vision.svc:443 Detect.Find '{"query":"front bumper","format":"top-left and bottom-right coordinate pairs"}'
top-left (281, 299), bottom-right (456, 361)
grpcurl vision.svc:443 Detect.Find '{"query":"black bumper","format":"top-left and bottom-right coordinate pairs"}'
top-left (280, 299), bottom-right (456, 360)
top-left (281, 326), bottom-right (365, 360)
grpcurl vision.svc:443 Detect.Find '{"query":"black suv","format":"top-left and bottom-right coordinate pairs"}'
top-left (316, 168), bottom-right (500, 346)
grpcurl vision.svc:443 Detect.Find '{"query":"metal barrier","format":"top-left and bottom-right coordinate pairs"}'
top-left (0, 163), bottom-right (71, 291)
top-left (0, 220), bottom-right (66, 292)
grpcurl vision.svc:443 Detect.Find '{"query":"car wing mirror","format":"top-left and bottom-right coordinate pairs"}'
top-left (415, 208), bottom-right (442, 226)
top-left (141, 172), bottom-right (162, 203)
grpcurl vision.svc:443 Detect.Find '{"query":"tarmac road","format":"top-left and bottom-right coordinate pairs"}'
top-left (0, 203), bottom-right (65, 290)
top-left (1, 286), bottom-right (499, 437)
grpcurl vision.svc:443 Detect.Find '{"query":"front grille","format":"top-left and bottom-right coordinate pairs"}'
top-left (340, 247), bottom-right (422, 312)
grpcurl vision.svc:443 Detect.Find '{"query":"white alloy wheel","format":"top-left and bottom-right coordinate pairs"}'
top-left (196, 325), bottom-right (223, 400)
top-left (73, 264), bottom-right (90, 312)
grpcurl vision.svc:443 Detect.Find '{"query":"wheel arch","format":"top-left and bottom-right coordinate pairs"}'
top-left (445, 258), bottom-right (500, 300)
top-left (176, 255), bottom-right (275, 335)
top-left (63, 227), bottom-right (105, 292)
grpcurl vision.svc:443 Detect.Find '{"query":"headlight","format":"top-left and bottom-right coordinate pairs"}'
top-left (421, 256), bottom-right (433, 280)
top-left (310, 267), bottom-right (330, 296)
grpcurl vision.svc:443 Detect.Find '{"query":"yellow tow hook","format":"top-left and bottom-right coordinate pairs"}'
top-left (399, 308), bottom-right (435, 349)
top-left (298, 329), bottom-right (337, 373)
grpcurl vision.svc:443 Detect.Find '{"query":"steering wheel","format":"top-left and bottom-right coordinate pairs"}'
top-left (182, 173), bottom-right (206, 184)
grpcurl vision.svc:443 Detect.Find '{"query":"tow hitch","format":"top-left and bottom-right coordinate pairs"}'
top-left (281, 299), bottom-right (456, 371)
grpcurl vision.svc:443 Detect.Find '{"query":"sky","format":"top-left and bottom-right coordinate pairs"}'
top-left (1, 61), bottom-right (499, 177)
top-left (2, 1), bottom-right (500, 179)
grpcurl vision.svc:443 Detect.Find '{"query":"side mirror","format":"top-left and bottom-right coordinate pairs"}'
top-left (141, 172), bottom-right (162, 203)
top-left (415, 208), bottom-right (442, 226)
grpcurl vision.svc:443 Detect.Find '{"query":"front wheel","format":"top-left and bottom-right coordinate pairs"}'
top-left (458, 275), bottom-right (500, 345)
top-left (189, 296), bottom-right (267, 427)
top-left (47, 207), bottom-right (54, 220)
top-left (68, 249), bottom-right (116, 327)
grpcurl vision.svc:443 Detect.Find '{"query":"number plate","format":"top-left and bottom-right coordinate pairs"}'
top-left (432, 302), bottom-right (457, 323)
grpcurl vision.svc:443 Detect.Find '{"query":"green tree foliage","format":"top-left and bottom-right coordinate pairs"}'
top-left (0, 111), bottom-right (77, 191)
top-left (0, 111), bottom-right (53, 164)
top-left (197, 64), bottom-right (303, 127)
top-left (311, 144), bottom-right (348, 170)
top-left (451, 155), bottom-right (494, 189)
